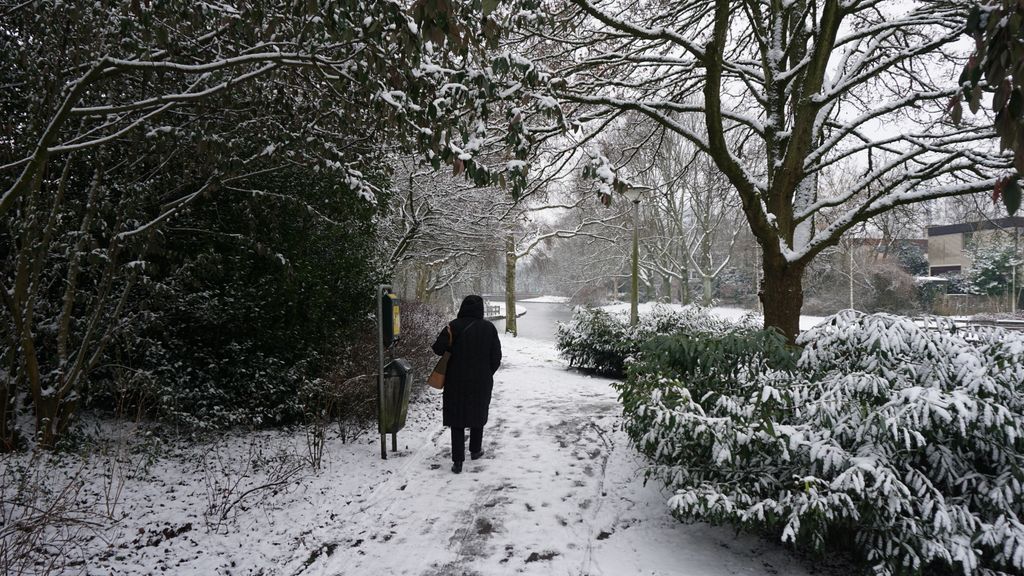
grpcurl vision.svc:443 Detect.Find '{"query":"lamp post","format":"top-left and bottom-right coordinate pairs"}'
top-left (621, 185), bottom-right (650, 326)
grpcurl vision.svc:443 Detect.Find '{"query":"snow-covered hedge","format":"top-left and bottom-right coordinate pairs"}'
top-left (617, 311), bottom-right (1024, 576)
top-left (555, 305), bottom-right (757, 376)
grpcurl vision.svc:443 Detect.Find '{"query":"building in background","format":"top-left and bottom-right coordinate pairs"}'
top-left (927, 217), bottom-right (1024, 276)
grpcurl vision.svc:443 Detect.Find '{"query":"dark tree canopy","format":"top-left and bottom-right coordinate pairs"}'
top-left (958, 0), bottom-right (1024, 215)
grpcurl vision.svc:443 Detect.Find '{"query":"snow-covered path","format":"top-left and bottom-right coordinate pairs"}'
top-left (284, 337), bottom-right (816, 576)
top-left (62, 335), bottom-right (821, 575)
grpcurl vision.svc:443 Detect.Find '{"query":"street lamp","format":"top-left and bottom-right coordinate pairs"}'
top-left (621, 184), bottom-right (651, 326)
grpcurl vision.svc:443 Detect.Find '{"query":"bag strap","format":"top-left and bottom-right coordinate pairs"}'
top-left (448, 320), bottom-right (478, 350)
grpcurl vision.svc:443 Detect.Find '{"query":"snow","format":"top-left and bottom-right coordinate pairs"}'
top-left (518, 295), bottom-right (570, 303)
top-left (599, 302), bottom-right (828, 331)
top-left (20, 338), bottom-right (821, 575)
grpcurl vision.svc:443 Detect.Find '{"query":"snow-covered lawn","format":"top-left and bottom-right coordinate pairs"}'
top-left (23, 337), bottom-right (821, 575)
top-left (599, 302), bottom-right (829, 332)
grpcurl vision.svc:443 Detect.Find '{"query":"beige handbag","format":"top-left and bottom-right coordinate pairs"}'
top-left (427, 325), bottom-right (453, 390)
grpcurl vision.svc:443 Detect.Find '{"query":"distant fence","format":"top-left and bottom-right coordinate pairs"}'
top-left (911, 315), bottom-right (1024, 333)
top-left (935, 293), bottom-right (1020, 317)
top-left (956, 318), bottom-right (1024, 332)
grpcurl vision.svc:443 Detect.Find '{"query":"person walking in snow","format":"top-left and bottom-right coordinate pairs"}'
top-left (432, 295), bottom-right (502, 474)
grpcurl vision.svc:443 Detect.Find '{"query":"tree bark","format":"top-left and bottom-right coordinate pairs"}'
top-left (0, 361), bottom-right (14, 451)
top-left (36, 395), bottom-right (78, 449)
top-left (415, 263), bottom-right (429, 301)
top-left (759, 254), bottom-right (806, 345)
top-left (505, 235), bottom-right (517, 336)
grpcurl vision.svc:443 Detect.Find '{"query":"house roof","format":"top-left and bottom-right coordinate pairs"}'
top-left (927, 216), bottom-right (1024, 237)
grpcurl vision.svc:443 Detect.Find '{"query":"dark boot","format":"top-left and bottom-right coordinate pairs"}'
top-left (452, 461), bottom-right (463, 474)
top-left (468, 427), bottom-right (484, 460)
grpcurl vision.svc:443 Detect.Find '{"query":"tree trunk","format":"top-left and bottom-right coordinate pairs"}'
top-left (759, 254), bottom-right (805, 344)
top-left (848, 249), bottom-right (854, 310)
top-left (702, 275), bottom-right (713, 307)
top-left (415, 264), bottom-right (428, 301)
top-left (505, 235), bottom-right (517, 336)
top-left (35, 394), bottom-right (77, 449)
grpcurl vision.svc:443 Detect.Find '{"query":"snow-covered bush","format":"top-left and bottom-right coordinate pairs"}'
top-left (555, 308), bottom-right (630, 375)
top-left (967, 244), bottom-right (1020, 296)
top-left (555, 305), bottom-right (758, 376)
top-left (618, 310), bottom-right (1024, 576)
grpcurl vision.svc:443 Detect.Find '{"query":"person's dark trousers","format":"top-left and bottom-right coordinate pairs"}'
top-left (451, 427), bottom-right (483, 462)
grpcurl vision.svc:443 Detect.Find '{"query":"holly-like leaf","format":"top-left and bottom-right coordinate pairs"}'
top-left (482, 0), bottom-right (500, 16)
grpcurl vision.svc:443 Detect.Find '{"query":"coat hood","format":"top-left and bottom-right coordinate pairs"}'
top-left (457, 295), bottom-right (485, 319)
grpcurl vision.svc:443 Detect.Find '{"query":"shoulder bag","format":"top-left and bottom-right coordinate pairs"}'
top-left (427, 324), bottom-right (453, 390)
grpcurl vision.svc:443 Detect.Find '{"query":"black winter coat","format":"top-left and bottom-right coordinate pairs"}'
top-left (432, 296), bottom-right (502, 428)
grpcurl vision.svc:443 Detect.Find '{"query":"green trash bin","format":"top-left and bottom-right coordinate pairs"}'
top-left (380, 358), bottom-right (413, 435)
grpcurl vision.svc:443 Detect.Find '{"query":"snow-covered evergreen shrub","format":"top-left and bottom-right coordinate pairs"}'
top-left (555, 305), bottom-right (757, 376)
top-left (94, 167), bottom-right (388, 430)
top-left (967, 244), bottom-right (1019, 296)
top-left (618, 310), bottom-right (1024, 576)
top-left (556, 308), bottom-right (632, 375)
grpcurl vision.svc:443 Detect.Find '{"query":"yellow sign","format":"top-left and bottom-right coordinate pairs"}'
top-left (390, 294), bottom-right (401, 337)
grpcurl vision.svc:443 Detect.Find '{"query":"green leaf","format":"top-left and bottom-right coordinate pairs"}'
top-left (998, 110), bottom-right (1016, 150)
top-left (968, 83), bottom-right (983, 114)
top-left (482, 0), bottom-right (499, 16)
top-left (966, 5), bottom-right (981, 35)
top-left (995, 80), bottom-right (1012, 112)
top-left (1004, 177), bottom-right (1022, 216)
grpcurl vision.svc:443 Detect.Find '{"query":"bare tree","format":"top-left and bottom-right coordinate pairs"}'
top-left (500, 0), bottom-right (1008, 341)
top-left (684, 152), bottom-right (745, 306)
top-left (501, 186), bottom-right (626, 334)
top-left (384, 156), bottom-right (507, 304)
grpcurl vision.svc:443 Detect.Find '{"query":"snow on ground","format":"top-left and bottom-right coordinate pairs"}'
top-left (518, 295), bottom-right (571, 304)
top-left (599, 302), bottom-right (829, 332)
top-left (26, 337), bottom-right (823, 576)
